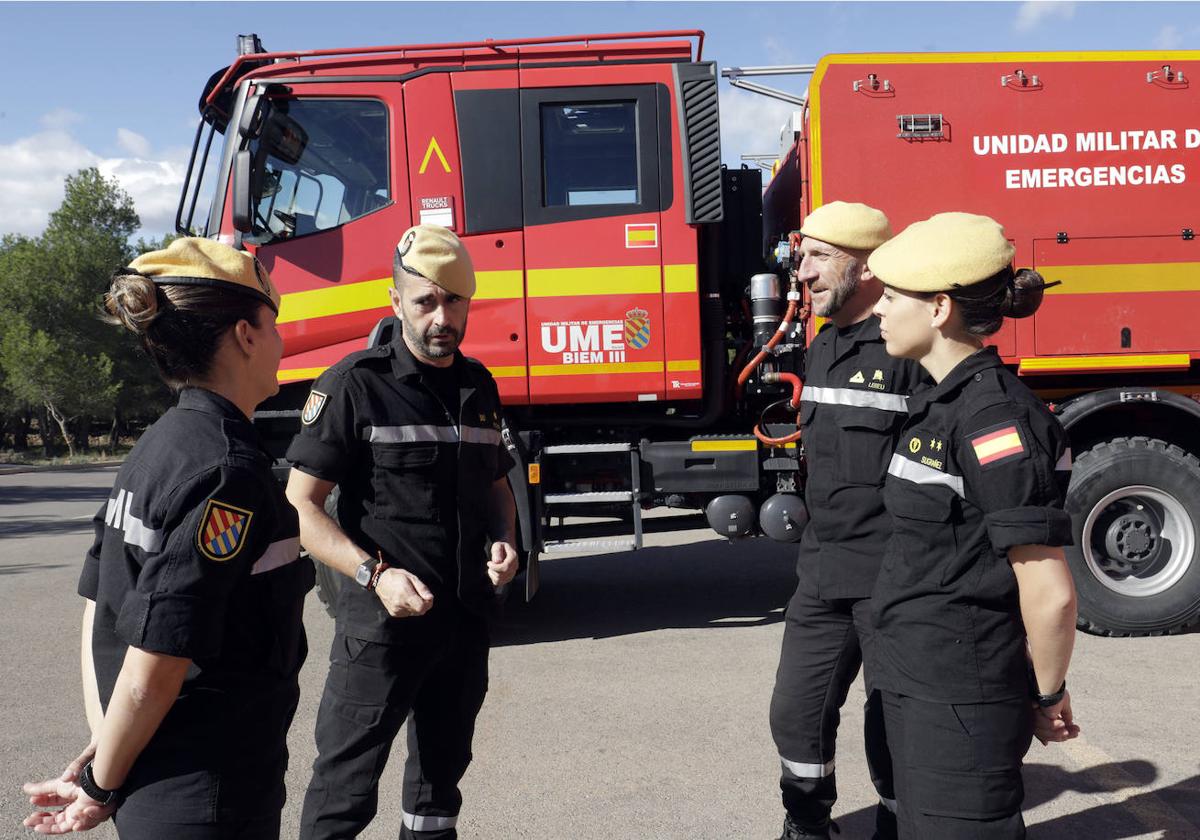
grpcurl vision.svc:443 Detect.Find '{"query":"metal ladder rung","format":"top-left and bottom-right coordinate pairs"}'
top-left (542, 538), bottom-right (637, 554)
top-left (545, 491), bottom-right (636, 504)
top-left (543, 443), bottom-right (633, 454)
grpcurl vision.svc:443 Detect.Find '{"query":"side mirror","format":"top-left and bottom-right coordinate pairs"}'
top-left (232, 149), bottom-right (252, 233)
top-left (238, 91), bottom-right (266, 140)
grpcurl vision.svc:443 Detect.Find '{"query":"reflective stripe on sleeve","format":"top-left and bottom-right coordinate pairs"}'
top-left (122, 512), bottom-right (164, 553)
top-left (366, 425), bottom-right (458, 444)
top-left (1055, 447), bottom-right (1073, 472)
top-left (460, 425), bottom-right (502, 445)
top-left (402, 811), bottom-right (458, 832)
top-left (887, 453), bottom-right (966, 498)
top-left (251, 537), bottom-right (301, 575)
top-left (780, 757), bottom-right (835, 779)
top-left (801, 385), bottom-right (908, 413)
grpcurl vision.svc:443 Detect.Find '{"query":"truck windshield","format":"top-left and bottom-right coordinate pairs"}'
top-left (243, 98), bottom-right (390, 246)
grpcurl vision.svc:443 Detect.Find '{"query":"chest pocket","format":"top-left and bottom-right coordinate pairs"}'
top-left (371, 443), bottom-right (440, 522)
top-left (838, 409), bottom-right (902, 486)
top-left (884, 488), bottom-right (958, 587)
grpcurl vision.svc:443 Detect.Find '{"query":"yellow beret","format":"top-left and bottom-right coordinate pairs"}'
top-left (128, 237), bottom-right (279, 313)
top-left (799, 201), bottom-right (893, 251)
top-left (395, 225), bottom-right (476, 298)
top-left (867, 212), bottom-right (1015, 293)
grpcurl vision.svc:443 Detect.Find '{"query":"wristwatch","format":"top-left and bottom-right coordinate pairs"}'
top-left (355, 556), bottom-right (380, 590)
top-left (78, 760), bottom-right (121, 807)
top-left (1035, 680), bottom-right (1067, 708)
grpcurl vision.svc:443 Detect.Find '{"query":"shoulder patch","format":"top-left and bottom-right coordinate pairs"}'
top-left (969, 422), bottom-right (1027, 468)
top-left (197, 499), bottom-right (254, 562)
top-left (301, 390), bottom-right (329, 425)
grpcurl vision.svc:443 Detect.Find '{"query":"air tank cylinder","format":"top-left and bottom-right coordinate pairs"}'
top-left (758, 493), bottom-right (809, 542)
top-left (705, 495), bottom-right (758, 539)
top-left (750, 272), bottom-right (783, 348)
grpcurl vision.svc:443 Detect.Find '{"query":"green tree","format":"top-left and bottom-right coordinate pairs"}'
top-left (0, 168), bottom-right (170, 457)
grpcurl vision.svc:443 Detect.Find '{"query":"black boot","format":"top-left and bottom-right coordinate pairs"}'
top-left (778, 814), bottom-right (837, 840)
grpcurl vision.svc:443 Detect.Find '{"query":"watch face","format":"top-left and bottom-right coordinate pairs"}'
top-left (355, 564), bottom-right (373, 587)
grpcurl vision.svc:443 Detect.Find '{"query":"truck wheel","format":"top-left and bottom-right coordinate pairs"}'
top-left (1065, 437), bottom-right (1200, 636)
top-left (310, 486), bottom-right (343, 619)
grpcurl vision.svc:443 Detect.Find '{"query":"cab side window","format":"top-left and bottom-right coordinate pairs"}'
top-left (541, 102), bottom-right (639, 207)
top-left (244, 98), bottom-right (390, 245)
top-left (520, 84), bottom-right (671, 226)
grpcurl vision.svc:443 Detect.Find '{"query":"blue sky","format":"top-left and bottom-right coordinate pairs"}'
top-left (2, 1), bottom-right (1197, 239)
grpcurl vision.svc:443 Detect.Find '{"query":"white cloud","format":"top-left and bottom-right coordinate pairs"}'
top-left (116, 128), bottom-right (151, 158)
top-left (38, 108), bottom-right (84, 130)
top-left (719, 87), bottom-right (801, 171)
top-left (1154, 24), bottom-right (1184, 50)
top-left (0, 117), bottom-right (187, 240)
top-left (1014, 1), bottom-right (1077, 33)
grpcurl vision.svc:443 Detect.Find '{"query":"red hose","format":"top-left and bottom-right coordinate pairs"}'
top-left (736, 297), bottom-right (798, 398)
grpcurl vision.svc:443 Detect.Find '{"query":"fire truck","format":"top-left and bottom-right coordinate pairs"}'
top-left (177, 31), bottom-right (1200, 636)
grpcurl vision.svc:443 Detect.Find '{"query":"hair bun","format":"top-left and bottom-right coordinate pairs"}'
top-left (105, 273), bottom-right (163, 334)
top-left (1003, 269), bottom-right (1045, 319)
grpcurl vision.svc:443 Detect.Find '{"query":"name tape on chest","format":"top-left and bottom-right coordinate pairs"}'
top-left (905, 434), bottom-right (948, 471)
top-left (301, 390), bottom-right (328, 425)
top-left (197, 499), bottom-right (254, 562)
top-left (970, 424), bottom-right (1027, 468)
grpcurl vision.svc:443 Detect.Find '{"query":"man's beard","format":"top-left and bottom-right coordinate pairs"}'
top-left (813, 267), bottom-right (860, 318)
top-left (402, 314), bottom-right (465, 358)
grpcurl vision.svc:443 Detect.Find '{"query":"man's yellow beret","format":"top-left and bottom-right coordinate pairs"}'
top-left (867, 212), bottom-right (1015, 293)
top-left (799, 201), bottom-right (893, 251)
top-left (128, 237), bottom-right (280, 313)
top-left (395, 225), bottom-right (476, 298)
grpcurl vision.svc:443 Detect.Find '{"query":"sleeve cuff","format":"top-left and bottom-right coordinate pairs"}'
top-left (286, 437), bottom-right (348, 483)
top-left (78, 556), bottom-right (100, 600)
top-left (114, 590), bottom-right (223, 660)
top-left (985, 506), bottom-right (1074, 551)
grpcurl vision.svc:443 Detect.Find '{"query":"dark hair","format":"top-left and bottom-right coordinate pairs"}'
top-left (946, 267), bottom-right (1046, 337)
top-left (104, 271), bottom-right (264, 388)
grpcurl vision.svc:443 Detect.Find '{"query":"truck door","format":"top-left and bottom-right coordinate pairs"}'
top-left (519, 84), bottom-right (671, 404)
top-left (1033, 234), bottom-right (1200, 355)
top-left (238, 82), bottom-right (410, 384)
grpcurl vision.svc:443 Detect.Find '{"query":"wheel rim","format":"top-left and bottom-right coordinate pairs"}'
top-left (1082, 484), bottom-right (1196, 597)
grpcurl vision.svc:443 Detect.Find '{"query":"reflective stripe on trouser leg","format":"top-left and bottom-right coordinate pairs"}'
top-left (403, 812), bottom-right (459, 832)
top-left (780, 757), bottom-right (835, 779)
top-left (879, 796), bottom-right (897, 814)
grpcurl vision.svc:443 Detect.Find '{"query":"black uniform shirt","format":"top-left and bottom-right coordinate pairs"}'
top-left (871, 348), bottom-right (1073, 703)
top-left (286, 335), bottom-right (514, 643)
top-left (77, 387), bottom-right (313, 822)
top-left (798, 316), bottom-right (927, 598)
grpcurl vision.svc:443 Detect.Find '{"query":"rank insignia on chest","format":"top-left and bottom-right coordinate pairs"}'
top-left (197, 499), bottom-right (254, 562)
top-left (905, 434), bottom-right (946, 470)
top-left (301, 390), bottom-right (328, 425)
top-left (970, 424), bottom-right (1026, 467)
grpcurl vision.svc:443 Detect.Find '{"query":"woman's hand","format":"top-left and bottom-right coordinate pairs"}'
top-left (22, 777), bottom-right (116, 834)
top-left (1032, 689), bottom-right (1080, 745)
top-left (60, 739), bottom-right (98, 783)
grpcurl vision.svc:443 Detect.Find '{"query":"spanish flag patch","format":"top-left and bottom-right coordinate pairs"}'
top-left (970, 424), bottom-right (1026, 467)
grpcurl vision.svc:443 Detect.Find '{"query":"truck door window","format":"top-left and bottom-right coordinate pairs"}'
top-left (243, 98), bottom-right (389, 245)
top-left (541, 102), bottom-right (638, 207)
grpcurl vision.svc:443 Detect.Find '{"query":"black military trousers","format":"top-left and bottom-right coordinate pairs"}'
top-left (113, 812), bottom-right (280, 840)
top-left (298, 619), bottom-right (489, 840)
top-left (881, 691), bottom-right (1034, 840)
top-left (770, 582), bottom-right (896, 837)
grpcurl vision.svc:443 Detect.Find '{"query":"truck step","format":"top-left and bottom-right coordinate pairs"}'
top-left (542, 538), bottom-right (638, 554)
top-left (543, 443), bottom-right (633, 454)
top-left (544, 491), bottom-right (637, 504)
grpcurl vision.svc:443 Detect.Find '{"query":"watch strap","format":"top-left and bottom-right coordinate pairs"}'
top-left (78, 760), bottom-right (120, 807)
top-left (1035, 680), bottom-right (1067, 708)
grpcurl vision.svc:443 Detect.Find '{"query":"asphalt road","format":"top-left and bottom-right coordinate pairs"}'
top-left (2, 466), bottom-right (1199, 839)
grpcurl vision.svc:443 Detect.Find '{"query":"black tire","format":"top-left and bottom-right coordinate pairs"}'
top-left (310, 486), bottom-right (343, 619)
top-left (1065, 437), bottom-right (1200, 636)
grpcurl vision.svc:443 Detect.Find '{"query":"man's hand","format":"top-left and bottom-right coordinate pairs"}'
top-left (374, 568), bottom-right (434, 617)
top-left (1033, 689), bottom-right (1080, 745)
top-left (23, 778), bottom-right (116, 834)
top-left (488, 541), bottom-right (519, 587)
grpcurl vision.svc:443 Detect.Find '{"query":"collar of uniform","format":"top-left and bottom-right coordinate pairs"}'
top-left (388, 330), bottom-right (463, 381)
top-left (177, 386), bottom-right (250, 422)
top-left (836, 315), bottom-right (882, 344)
top-left (911, 347), bottom-right (1003, 412)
